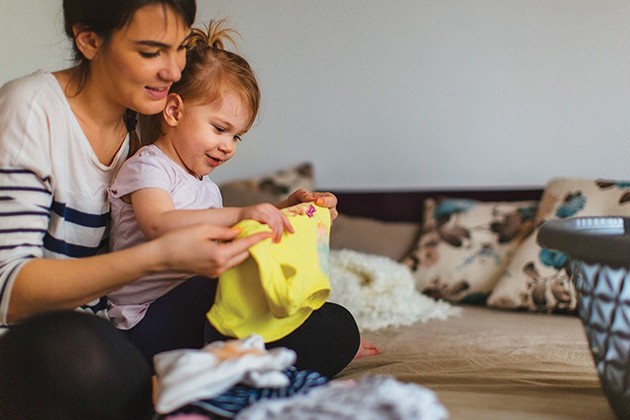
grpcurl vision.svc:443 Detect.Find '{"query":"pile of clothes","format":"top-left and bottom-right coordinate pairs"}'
top-left (153, 335), bottom-right (448, 420)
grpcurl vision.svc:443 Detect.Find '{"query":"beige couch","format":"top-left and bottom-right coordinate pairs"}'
top-left (220, 165), bottom-right (625, 419)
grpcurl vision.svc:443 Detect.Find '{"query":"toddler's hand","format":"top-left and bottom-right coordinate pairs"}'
top-left (240, 203), bottom-right (294, 243)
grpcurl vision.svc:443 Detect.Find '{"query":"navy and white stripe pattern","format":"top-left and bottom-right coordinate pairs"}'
top-left (0, 70), bottom-right (128, 327)
top-left (0, 165), bottom-right (113, 322)
top-left (0, 168), bottom-right (51, 252)
top-left (0, 167), bottom-right (53, 326)
top-left (155, 367), bottom-right (329, 418)
top-left (46, 200), bottom-right (110, 258)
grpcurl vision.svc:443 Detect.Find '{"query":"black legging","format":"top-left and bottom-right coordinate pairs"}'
top-left (0, 311), bottom-right (153, 420)
top-left (124, 276), bottom-right (360, 378)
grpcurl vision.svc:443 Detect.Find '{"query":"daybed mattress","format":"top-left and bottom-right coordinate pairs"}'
top-left (338, 305), bottom-right (615, 420)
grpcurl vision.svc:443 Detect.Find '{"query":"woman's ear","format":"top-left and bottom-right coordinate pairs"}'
top-left (163, 93), bottom-right (184, 127)
top-left (72, 26), bottom-right (103, 61)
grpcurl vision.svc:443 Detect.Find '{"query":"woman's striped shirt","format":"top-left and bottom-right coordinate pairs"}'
top-left (0, 70), bottom-right (129, 331)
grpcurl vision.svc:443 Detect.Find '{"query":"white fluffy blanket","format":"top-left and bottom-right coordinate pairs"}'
top-left (328, 249), bottom-right (461, 331)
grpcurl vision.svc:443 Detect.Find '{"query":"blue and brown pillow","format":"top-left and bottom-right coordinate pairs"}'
top-left (488, 177), bottom-right (630, 313)
top-left (403, 198), bottom-right (537, 304)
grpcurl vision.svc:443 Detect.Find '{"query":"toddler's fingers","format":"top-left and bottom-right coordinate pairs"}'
top-left (281, 213), bottom-right (294, 234)
top-left (272, 224), bottom-right (283, 243)
top-left (270, 211), bottom-right (294, 242)
top-left (268, 210), bottom-right (292, 242)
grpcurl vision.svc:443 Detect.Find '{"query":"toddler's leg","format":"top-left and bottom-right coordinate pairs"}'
top-left (265, 302), bottom-right (360, 378)
top-left (123, 276), bottom-right (217, 367)
top-left (203, 299), bottom-right (361, 378)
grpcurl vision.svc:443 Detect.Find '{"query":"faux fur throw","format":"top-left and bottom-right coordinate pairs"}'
top-left (329, 249), bottom-right (461, 331)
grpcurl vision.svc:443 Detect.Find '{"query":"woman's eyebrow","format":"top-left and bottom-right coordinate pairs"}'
top-left (134, 32), bottom-right (192, 49)
top-left (134, 40), bottom-right (171, 48)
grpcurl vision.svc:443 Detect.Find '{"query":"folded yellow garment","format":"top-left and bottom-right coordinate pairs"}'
top-left (208, 202), bottom-right (331, 342)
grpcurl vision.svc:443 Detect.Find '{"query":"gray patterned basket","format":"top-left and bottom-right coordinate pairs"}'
top-left (538, 216), bottom-right (630, 419)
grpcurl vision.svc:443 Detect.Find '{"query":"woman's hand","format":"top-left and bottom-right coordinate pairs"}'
top-left (8, 223), bottom-right (270, 323)
top-left (239, 203), bottom-right (294, 243)
top-left (156, 223), bottom-right (271, 277)
top-left (278, 189), bottom-right (339, 221)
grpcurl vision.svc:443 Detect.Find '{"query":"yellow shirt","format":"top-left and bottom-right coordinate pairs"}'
top-left (207, 202), bottom-right (331, 342)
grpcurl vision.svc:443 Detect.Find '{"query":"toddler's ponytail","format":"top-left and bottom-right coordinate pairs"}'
top-left (138, 19), bottom-right (260, 147)
top-left (188, 19), bottom-right (238, 53)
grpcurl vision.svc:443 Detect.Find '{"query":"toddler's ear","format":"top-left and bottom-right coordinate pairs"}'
top-left (163, 93), bottom-right (184, 127)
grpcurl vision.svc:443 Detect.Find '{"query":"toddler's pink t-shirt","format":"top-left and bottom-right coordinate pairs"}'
top-left (107, 144), bottom-right (222, 329)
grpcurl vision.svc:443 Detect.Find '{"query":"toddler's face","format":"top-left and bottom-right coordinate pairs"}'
top-left (165, 93), bottom-right (250, 178)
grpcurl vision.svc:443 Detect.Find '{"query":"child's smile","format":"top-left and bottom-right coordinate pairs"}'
top-left (205, 154), bottom-right (224, 168)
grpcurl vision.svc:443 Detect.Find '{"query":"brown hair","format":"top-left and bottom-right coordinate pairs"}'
top-left (63, 0), bottom-right (196, 93)
top-left (138, 19), bottom-right (261, 147)
top-left (62, 0), bottom-right (197, 157)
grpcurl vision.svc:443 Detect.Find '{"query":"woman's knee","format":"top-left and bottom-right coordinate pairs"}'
top-left (0, 310), bottom-right (152, 419)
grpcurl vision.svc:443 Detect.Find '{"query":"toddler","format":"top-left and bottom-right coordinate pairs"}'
top-left (107, 20), bottom-right (294, 329)
top-left (108, 20), bottom-right (375, 376)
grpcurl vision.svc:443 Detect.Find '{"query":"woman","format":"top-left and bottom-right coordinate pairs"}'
top-left (0, 2), bottom-right (362, 417)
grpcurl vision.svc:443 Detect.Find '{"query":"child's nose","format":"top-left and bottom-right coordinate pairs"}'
top-left (218, 139), bottom-right (234, 154)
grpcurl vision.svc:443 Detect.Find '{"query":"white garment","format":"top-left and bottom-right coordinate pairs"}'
top-left (0, 70), bottom-right (129, 330)
top-left (154, 334), bottom-right (296, 414)
top-left (107, 144), bottom-right (223, 329)
top-left (236, 375), bottom-right (449, 420)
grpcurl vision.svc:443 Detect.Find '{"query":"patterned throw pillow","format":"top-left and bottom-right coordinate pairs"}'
top-left (487, 177), bottom-right (630, 314)
top-left (402, 198), bottom-right (538, 304)
top-left (220, 162), bottom-right (314, 207)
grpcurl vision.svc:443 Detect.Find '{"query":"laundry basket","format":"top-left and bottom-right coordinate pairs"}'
top-left (538, 216), bottom-right (630, 419)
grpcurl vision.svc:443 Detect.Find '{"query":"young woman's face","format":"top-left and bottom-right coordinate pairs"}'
top-left (90, 4), bottom-right (191, 115)
top-left (157, 93), bottom-right (251, 178)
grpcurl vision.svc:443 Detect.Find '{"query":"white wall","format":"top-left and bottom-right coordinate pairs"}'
top-left (1, 1), bottom-right (68, 80)
top-left (3, 1), bottom-right (630, 190)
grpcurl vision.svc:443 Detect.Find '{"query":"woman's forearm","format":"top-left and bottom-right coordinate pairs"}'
top-left (7, 239), bottom-right (166, 323)
top-left (7, 222), bottom-right (269, 325)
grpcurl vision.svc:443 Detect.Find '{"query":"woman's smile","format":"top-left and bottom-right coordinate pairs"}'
top-left (146, 85), bottom-right (170, 100)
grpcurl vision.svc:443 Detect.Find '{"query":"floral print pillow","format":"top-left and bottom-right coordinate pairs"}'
top-left (487, 177), bottom-right (630, 313)
top-left (402, 198), bottom-right (537, 304)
